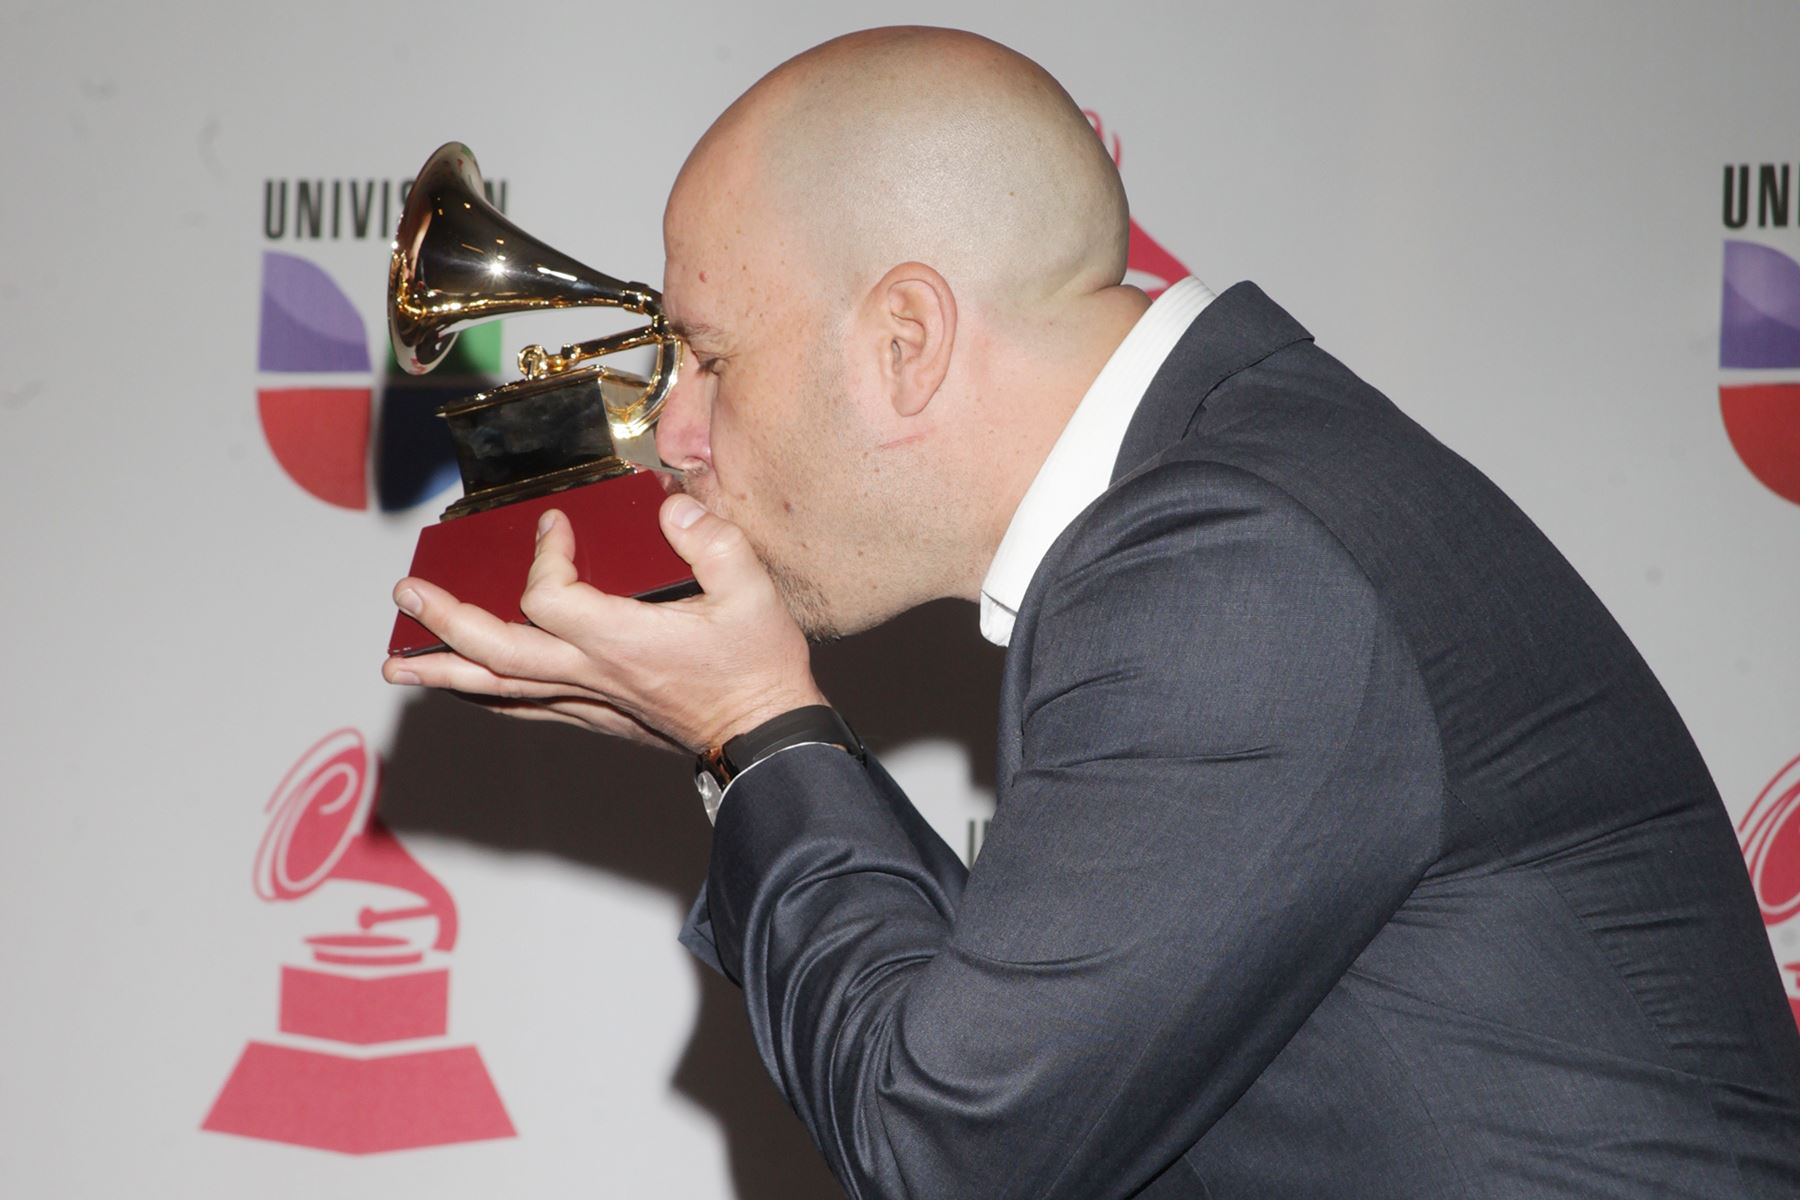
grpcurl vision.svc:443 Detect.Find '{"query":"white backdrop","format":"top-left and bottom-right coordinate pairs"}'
top-left (4, 2), bottom-right (1798, 1196)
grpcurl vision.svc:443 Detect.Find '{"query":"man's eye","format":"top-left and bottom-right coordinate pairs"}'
top-left (696, 354), bottom-right (725, 376)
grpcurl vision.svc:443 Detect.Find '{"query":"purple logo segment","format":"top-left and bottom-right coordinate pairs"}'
top-left (1721, 240), bottom-right (1800, 369)
top-left (258, 251), bottom-right (372, 374)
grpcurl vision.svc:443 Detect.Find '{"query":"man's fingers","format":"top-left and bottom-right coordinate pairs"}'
top-left (383, 649), bottom-right (586, 703)
top-left (524, 509), bottom-right (579, 594)
top-left (519, 509), bottom-right (635, 637)
top-left (392, 576), bottom-right (587, 683)
top-left (383, 642), bottom-right (674, 748)
top-left (660, 494), bottom-right (774, 599)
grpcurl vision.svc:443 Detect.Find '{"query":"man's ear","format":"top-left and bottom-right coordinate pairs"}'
top-left (868, 262), bottom-right (956, 418)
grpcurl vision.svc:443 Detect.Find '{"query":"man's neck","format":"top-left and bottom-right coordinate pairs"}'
top-left (961, 285), bottom-right (1152, 600)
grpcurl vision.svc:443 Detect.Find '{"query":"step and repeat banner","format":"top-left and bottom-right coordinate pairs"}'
top-left (3, 2), bottom-right (1797, 1196)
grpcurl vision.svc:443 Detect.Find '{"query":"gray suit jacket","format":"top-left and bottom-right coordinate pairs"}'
top-left (681, 283), bottom-right (1800, 1198)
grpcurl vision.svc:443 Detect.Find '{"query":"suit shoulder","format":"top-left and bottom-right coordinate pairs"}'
top-left (1018, 458), bottom-right (1390, 705)
top-left (1039, 457), bottom-right (1373, 613)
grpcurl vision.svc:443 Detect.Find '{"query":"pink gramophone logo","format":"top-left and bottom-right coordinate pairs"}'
top-left (1739, 751), bottom-right (1800, 1033)
top-left (1085, 109), bottom-right (1194, 299)
top-left (203, 728), bottom-right (515, 1153)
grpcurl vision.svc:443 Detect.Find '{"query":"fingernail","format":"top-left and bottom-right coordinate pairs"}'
top-left (669, 495), bottom-right (705, 529)
top-left (537, 511), bottom-right (555, 538)
top-left (395, 587), bottom-right (422, 616)
top-left (390, 669), bottom-right (420, 686)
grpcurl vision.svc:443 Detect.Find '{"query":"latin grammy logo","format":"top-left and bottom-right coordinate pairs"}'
top-left (1740, 752), bottom-right (1800, 1032)
top-left (203, 728), bottom-right (514, 1154)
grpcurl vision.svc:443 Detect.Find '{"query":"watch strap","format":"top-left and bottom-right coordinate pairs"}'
top-left (697, 705), bottom-right (863, 820)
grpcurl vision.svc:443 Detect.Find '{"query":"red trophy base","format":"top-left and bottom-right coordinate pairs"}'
top-left (203, 1041), bottom-right (515, 1154)
top-left (390, 468), bottom-right (697, 657)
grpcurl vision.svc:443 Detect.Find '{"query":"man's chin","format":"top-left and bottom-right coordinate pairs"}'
top-left (697, 499), bottom-right (876, 641)
top-left (765, 562), bottom-right (845, 644)
top-left (781, 585), bottom-right (926, 645)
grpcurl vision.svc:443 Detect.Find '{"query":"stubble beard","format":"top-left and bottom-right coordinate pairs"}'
top-left (762, 554), bottom-right (843, 643)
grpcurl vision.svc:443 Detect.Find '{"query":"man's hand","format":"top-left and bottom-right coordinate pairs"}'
top-left (380, 494), bottom-right (827, 754)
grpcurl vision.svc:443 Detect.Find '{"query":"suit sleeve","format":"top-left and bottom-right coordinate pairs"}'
top-left (698, 461), bottom-right (1444, 1199)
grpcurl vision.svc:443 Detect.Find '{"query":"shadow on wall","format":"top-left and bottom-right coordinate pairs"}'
top-left (378, 597), bottom-right (1004, 1200)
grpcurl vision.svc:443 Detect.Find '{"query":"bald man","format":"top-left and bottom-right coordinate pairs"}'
top-left (385, 27), bottom-right (1800, 1200)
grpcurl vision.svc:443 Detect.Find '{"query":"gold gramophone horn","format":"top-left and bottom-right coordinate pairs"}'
top-left (388, 141), bottom-right (680, 438)
top-left (383, 142), bottom-right (703, 659)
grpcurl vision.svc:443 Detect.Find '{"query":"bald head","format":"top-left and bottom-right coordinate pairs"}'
top-left (656, 28), bottom-right (1154, 636)
top-left (671, 27), bottom-right (1130, 319)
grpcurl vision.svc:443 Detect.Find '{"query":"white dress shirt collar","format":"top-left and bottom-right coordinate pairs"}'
top-left (978, 276), bottom-right (1215, 647)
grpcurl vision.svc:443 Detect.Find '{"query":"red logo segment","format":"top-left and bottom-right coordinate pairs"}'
top-left (256, 388), bottom-right (371, 510)
top-left (205, 1043), bottom-right (510, 1157)
top-left (1719, 384), bottom-right (1800, 508)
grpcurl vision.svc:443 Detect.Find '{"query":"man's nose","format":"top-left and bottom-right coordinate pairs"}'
top-left (654, 347), bottom-right (711, 471)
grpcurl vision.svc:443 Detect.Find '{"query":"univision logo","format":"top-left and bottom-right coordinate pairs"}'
top-left (255, 174), bottom-right (510, 512)
top-left (1719, 241), bottom-right (1800, 509)
top-left (1719, 165), bottom-right (1800, 510)
top-left (262, 176), bottom-right (507, 242)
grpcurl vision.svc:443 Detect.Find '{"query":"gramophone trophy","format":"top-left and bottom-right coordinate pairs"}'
top-left (387, 142), bottom-right (696, 657)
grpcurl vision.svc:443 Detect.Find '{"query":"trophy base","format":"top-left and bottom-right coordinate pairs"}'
top-left (389, 467), bottom-right (697, 657)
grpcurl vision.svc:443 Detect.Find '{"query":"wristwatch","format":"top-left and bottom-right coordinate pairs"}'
top-left (695, 704), bottom-right (864, 822)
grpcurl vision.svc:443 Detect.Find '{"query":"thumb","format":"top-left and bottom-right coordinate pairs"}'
top-left (661, 494), bottom-right (772, 598)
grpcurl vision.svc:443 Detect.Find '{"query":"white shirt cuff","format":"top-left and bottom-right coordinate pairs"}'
top-left (704, 740), bottom-right (841, 825)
